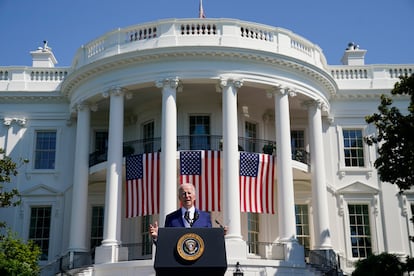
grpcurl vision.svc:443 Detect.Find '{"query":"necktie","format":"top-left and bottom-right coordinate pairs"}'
top-left (184, 211), bottom-right (192, 226)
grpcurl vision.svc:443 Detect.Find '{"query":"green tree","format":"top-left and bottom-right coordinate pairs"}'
top-left (0, 148), bottom-right (27, 228)
top-left (0, 230), bottom-right (41, 276)
top-left (0, 149), bottom-right (39, 275)
top-left (352, 252), bottom-right (404, 276)
top-left (365, 74), bottom-right (414, 190)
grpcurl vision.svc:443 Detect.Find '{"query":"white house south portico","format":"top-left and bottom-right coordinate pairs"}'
top-left (58, 18), bottom-right (338, 271)
top-left (1, 16), bottom-right (413, 276)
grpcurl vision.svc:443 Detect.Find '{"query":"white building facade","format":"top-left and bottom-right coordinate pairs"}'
top-left (0, 18), bottom-right (413, 276)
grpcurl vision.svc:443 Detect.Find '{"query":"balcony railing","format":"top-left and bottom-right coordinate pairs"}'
top-left (89, 135), bottom-right (309, 167)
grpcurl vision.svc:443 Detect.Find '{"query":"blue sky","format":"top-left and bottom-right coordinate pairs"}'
top-left (1, 0), bottom-right (413, 67)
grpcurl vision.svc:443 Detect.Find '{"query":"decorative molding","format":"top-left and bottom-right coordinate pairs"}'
top-left (219, 78), bottom-right (244, 89)
top-left (61, 49), bottom-right (337, 98)
top-left (90, 103), bottom-right (98, 112)
top-left (337, 181), bottom-right (379, 195)
top-left (155, 77), bottom-right (180, 90)
top-left (110, 86), bottom-right (124, 96)
top-left (399, 193), bottom-right (408, 217)
top-left (3, 117), bottom-right (27, 126)
top-left (337, 194), bottom-right (344, 216)
top-left (372, 194), bottom-right (379, 216)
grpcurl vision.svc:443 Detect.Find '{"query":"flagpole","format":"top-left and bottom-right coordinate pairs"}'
top-left (199, 0), bottom-right (206, 18)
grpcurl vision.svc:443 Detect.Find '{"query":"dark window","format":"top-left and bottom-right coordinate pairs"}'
top-left (348, 204), bottom-right (372, 258)
top-left (247, 213), bottom-right (259, 254)
top-left (34, 131), bottom-right (56, 169)
top-left (90, 206), bottom-right (104, 249)
top-left (29, 206), bottom-right (51, 260)
top-left (95, 131), bottom-right (108, 153)
top-left (295, 204), bottom-right (310, 257)
top-left (291, 130), bottom-right (305, 162)
top-left (245, 122), bottom-right (257, 152)
top-left (141, 215), bottom-right (153, 255)
top-left (190, 116), bottom-right (210, 150)
top-left (143, 121), bottom-right (155, 153)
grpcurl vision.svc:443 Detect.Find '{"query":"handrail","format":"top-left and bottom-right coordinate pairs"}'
top-left (89, 135), bottom-right (310, 167)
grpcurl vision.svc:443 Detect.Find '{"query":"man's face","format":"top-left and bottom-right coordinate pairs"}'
top-left (179, 185), bottom-right (195, 209)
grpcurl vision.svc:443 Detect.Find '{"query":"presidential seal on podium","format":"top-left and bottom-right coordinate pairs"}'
top-left (176, 232), bottom-right (205, 261)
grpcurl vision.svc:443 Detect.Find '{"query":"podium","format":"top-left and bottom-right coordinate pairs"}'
top-left (154, 227), bottom-right (227, 276)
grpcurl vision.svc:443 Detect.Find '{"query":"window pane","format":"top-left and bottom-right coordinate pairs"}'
top-left (245, 122), bottom-right (257, 152)
top-left (348, 204), bottom-right (372, 258)
top-left (343, 129), bottom-right (365, 167)
top-left (95, 131), bottom-right (108, 153)
top-left (295, 204), bottom-right (310, 257)
top-left (29, 207), bottom-right (51, 260)
top-left (291, 130), bottom-right (305, 162)
top-left (247, 213), bottom-right (259, 254)
top-left (143, 121), bottom-right (155, 153)
top-left (90, 206), bottom-right (104, 249)
top-left (34, 131), bottom-right (56, 169)
top-left (190, 116), bottom-right (210, 150)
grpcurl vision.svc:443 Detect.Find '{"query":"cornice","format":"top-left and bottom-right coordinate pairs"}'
top-left (0, 93), bottom-right (68, 103)
top-left (331, 89), bottom-right (409, 100)
top-left (61, 47), bottom-right (337, 98)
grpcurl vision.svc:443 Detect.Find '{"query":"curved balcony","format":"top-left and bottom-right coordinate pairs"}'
top-left (88, 135), bottom-right (309, 167)
top-left (70, 18), bottom-right (327, 72)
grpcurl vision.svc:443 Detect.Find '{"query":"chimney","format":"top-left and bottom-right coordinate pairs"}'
top-left (30, 40), bottom-right (58, 68)
top-left (341, 42), bottom-right (367, 65)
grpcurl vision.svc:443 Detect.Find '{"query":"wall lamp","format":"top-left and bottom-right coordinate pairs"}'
top-left (233, 261), bottom-right (244, 276)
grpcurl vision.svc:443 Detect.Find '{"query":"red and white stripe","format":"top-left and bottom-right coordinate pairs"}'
top-left (239, 153), bottom-right (275, 214)
top-left (126, 152), bottom-right (160, 217)
top-left (180, 150), bottom-right (221, 212)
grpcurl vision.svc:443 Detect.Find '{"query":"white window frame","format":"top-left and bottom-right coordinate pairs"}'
top-left (21, 196), bottom-right (60, 264)
top-left (336, 125), bottom-right (372, 176)
top-left (27, 128), bottom-right (61, 174)
top-left (339, 193), bottom-right (380, 261)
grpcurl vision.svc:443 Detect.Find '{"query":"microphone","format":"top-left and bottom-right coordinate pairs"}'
top-left (215, 219), bottom-right (224, 229)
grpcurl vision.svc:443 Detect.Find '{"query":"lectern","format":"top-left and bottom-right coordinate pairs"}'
top-left (154, 227), bottom-right (227, 276)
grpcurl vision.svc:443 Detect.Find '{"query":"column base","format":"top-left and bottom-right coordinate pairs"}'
top-left (225, 237), bottom-right (247, 260)
top-left (67, 251), bottom-right (92, 270)
top-left (309, 249), bottom-right (338, 267)
top-left (283, 240), bottom-right (305, 264)
top-left (94, 245), bottom-right (128, 264)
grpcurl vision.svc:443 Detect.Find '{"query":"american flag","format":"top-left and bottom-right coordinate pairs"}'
top-left (239, 152), bottom-right (275, 214)
top-left (180, 150), bottom-right (221, 211)
top-left (125, 152), bottom-right (160, 218)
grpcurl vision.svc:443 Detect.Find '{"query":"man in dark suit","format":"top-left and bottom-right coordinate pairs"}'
top-left (149, 183), bottom-right (212, 241)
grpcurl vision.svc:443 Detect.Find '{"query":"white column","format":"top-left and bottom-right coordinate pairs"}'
top-left (68, 103), bottom-right (91, 253)
top-left (308, 100), bottom-right (332, 249)
top-left (220, 78), bottom-right (247, 260)
top-left (273, 87), bottom-right (296, 242)
top-left (156, 78), bottom-right (179, 227)
top-left (273, 87), bottom-right (305, 264)
top-left (96, 87), bottom-right (126, 263)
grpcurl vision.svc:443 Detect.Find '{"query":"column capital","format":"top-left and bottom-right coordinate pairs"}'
top-left (102, 86), bottom-right (127, 98)
top-left (75, 102), bottom-right (98, 112)
top-left (303, 99), bottom-right (328, 112)
top-left (155, 77), bottom-right (181, 90)
top-left (219, 78), bottom-right (243, 89)
top-left (266, 85), bottom-right (296, 97)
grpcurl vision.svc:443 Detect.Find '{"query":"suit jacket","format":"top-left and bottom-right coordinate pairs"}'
top-left (164, 208), bottom-right (212, 228)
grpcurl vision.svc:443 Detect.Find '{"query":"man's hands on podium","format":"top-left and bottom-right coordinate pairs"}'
top-left (149, 221), bottom-right (159, 241)
top-left (149, 220), bottom-right (228, 242)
